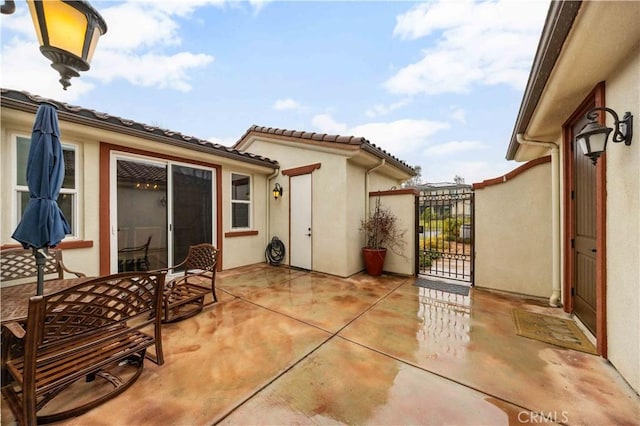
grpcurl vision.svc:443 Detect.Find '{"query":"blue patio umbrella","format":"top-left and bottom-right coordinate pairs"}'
top-left (12, 103), bottom-right (71, 295)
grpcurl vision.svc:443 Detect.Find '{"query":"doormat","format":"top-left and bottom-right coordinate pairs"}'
top-left (414, 278), bottom-right (470, 296)
top-left (512, 309), bottom-right (597, 355)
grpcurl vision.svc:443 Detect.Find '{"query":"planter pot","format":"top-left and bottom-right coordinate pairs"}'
top-left (362, 248), bottom-right (387, 276)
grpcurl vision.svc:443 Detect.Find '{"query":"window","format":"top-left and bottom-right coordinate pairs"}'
top-left (15, 136), bottom-right (78, 237)
top-left (231, 173), bottom-right (251, 229)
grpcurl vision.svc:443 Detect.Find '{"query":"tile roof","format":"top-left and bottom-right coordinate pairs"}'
top-left (0, 89), bottom-right (279, 169)
top-left (235, 125), bottom-right (416, 176)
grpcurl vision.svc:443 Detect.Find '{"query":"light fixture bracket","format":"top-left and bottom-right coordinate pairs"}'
top-left (576, 107), bottom-right (633, 164)
top-left (585, 107), bottom-right (633, 145)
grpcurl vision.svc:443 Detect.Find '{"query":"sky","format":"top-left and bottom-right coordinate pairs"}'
top-left (1, 0), bottom-right (550, 184)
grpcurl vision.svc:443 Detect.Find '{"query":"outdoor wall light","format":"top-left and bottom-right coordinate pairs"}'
top-left (1, 1), bottom-right (107, 90)
top-left (576, 107), bottom-right (633, 165)
top-left (273, 183), bottom-right (283, 200)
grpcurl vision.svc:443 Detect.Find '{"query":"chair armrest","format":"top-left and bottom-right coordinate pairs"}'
top-left (150, 258), bottom-right (187, 276)
top-left (3, 322), bottom-right (26, 340)
top-left (58, 260), bottom-right (86, 277)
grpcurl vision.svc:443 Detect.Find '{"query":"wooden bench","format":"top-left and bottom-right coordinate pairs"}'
top-left (1, 272), bottom-right (165, 425)
top-left (158, 243), bottom-right (219, 323)
top-left (0, 248), bottom-right (86, 286)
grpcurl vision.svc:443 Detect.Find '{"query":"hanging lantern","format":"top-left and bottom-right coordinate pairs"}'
top-left (27, 0), bottom-right (107, 90)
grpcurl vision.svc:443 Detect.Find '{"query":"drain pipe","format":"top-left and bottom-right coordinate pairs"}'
top-left (365, 159), bottom-right (385, 215)
top-left (517, 134), bottom-right (561, 307)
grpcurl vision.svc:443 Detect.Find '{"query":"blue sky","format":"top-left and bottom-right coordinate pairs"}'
top-left (1, 0), bottom-right (550, 184)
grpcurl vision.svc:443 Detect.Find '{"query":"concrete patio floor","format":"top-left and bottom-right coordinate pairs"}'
top-left (2, 263), bottom-right (639, 425)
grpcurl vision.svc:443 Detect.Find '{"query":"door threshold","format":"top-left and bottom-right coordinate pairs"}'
top-left (572, 315), bottom-right (597, 346)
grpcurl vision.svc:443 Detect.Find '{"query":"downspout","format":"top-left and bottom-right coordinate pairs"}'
top-left (516, 134), bottom-right (561, 307)
top-left (266, 168), bottom-right (280, 242)
top-left (365, 159), bottom-right (385, 215)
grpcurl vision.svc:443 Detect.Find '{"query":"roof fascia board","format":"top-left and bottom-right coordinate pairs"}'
top-left (247, 133), bottom-right (359, 157)
top-left (360, 142), bottom-right (416, 176)
top-left (506, 0), bottom-right (582, 161)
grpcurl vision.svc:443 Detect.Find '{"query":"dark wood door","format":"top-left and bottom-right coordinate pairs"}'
top-left (572, 116), bottom-right (597, 334)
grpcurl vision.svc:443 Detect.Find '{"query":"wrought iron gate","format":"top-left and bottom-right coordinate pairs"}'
top-left (418, 188), bottom-right (474, 282)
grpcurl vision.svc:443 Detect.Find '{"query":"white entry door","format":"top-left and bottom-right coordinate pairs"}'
top-left (290, 174), bottom-right (312, 270)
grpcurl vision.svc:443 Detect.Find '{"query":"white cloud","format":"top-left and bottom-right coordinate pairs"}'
top-left (99, 3), bottom-right (183, 51)
top-left (386, 0), bottom-right (549, 95)
top-left (312, 114), bottom-right (449, 155)
top-left (91, 50), bottom-right (213, 92)
top-left (451, 107), bottom-right (466, 124)
top-left (424, 160), bottom-right (513, 185)
top-left (207, 135), bottom-right (237, 146)
top-left (273, 98), bottom-right (302, 111)
top-left (351, 119), bottom-right (449, 154)
top-left (424, 140), bottom-right (484, 156)
top-left (365, 98), bottom-right (411, 118)
top-left (311, 114), bottom-right (348, 135)
top-left (249, 0), bottom-right (273, 14)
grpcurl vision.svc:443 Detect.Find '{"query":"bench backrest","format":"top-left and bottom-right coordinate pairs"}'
top-left (25, 272), bottom-right (164, 350)
top-left (1, 248), bottom-right (66, 284)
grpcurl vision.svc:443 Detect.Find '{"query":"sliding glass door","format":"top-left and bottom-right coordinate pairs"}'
top-left (172, 165), bottom-right (212, 267)
top-left (111, 154), bottom-right (215, 273)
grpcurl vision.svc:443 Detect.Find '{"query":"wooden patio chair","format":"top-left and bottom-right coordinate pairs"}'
top-left (156, 243), bottom-right (219, 323)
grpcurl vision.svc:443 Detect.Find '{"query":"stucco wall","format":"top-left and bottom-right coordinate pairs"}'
top-left (604, 48), bottom-right (640, 393)
top-left (474, 160), bottom-right (552, 297)
top-left (221, 165), bottom-right (269, 270)
top-left (368, 190), bottom-right (416, 276)
top-left (346, 162), bottom-right (366, 275)
top-left (244, 138), bottom-right (352, 276)
top-left (1, 107), bottom-right (274, 277)
top-left (312, 155), bottom-right (349, 276)
top-left (242, 137), bottom-right (411, 277)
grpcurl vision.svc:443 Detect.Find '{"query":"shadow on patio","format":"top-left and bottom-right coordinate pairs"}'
top-left (2, 263), bottom-right (638, 425)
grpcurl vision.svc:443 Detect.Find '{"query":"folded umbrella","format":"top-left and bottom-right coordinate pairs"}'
top-left (12, 102), bottom-right (71, 295)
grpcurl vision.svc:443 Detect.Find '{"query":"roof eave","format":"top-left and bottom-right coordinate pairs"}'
top-left (1, 90), bottom-right (279, 170)
top-left (506, 1), bottom-right (582, 161)
top-left (360, 143), bottom-right (416, 177)
top-left (235, 125), bottom-right (416, 177)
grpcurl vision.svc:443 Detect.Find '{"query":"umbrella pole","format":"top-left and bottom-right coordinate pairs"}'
top-left (33, 247), bottom-right (48, 295)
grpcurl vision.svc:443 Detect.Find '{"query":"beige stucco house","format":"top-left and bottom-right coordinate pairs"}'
top-left (1, 89), bottom-right (416, 281)
top-left (234, 126), bottom-right (416, 277)
top-left (504, 1), bottom-right (639, 393)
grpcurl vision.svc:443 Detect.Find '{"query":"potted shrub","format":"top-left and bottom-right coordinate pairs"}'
top-left (360, 197), bottom-right (407, 276)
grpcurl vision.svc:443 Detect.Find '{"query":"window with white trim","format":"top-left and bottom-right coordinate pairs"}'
top-left (15, 135), bottom-right (78, 237)
top-left (231, 173), bottom-right (251, 229)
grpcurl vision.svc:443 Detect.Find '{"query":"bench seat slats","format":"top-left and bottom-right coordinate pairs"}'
top-left (8, 330), bottom-right (154, 395)
top-left (165, 284), bottom-right (207, 304)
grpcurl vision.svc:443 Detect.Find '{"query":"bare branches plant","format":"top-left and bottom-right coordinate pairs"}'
top-left (360, 197), bottom-right (408, 257)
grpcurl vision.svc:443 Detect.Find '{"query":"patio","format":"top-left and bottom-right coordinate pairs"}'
top-left (2, 263), bottom-right (638, 425)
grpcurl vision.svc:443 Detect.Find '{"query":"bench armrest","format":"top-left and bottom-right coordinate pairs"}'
top-left (58, 259), bottom-right (86, 278)
top-left (3, 321), bottom-right (26, 340)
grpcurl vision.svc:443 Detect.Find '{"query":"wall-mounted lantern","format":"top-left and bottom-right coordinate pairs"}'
top-left (273, 183), bottom-right (283, 200)
top-left (1, 0), bottom-right (107, 90)
top-left (576, 107), bottom-right (633, 165)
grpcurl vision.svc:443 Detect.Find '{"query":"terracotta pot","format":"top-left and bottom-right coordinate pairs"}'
top-left (362, 248), bottom-right (387, 276)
